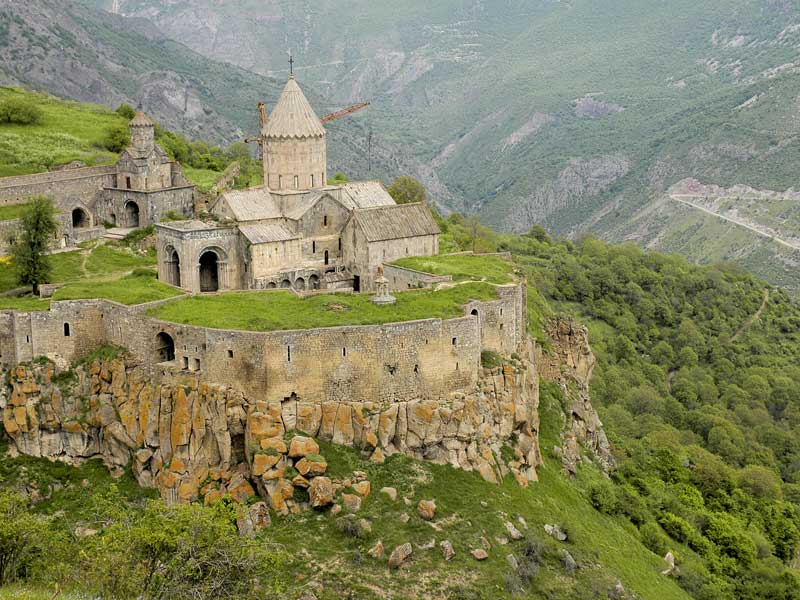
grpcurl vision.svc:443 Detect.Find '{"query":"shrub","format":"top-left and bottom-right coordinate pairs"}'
top-left (589, 481), bottom-right (619, 514)
top-left (102, 123), bottom-right (130, 152)
top-left (640, 521), bottom-right (671, 556)
top-left (0, 97), bottom-right (43, 125)
top-left (116, 103), bottom-right (136, 120)
top-left (480, 350), bottom-right (504, 369)
top-left (659, 512), bottom-right (694, 543)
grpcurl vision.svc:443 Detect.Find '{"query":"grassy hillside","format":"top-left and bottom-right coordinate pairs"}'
top-left (0, 87), bottom-right (121, 176)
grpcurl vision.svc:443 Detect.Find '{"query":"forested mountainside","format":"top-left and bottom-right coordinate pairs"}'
top-left (83, 0), bottom-right (800, 229)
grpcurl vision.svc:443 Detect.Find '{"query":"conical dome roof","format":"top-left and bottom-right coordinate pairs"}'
top-left (262, 76), bottom-right (325, 139)
top-left (130, 111), bottom-right (155, 127)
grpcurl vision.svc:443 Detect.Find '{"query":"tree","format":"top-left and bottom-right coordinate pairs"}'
top-left (524, 224), bottom-right (551, 243)
top-left (465, 215), bottom-right (481, 253)
top-left (116, 103), bottom-right (136, 120)
top-left (9, 196), bottom-right (59, 295)
top-left (103, 123), bottom-right (131, 152)
top-left (328, 172), bottom-right (349, 185)
top-left (0, 97), bottom-right (43, 125)
top-left (388, 175), bottom-right (427, 204)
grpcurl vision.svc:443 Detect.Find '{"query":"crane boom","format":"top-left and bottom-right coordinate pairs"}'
top-left (320, 101), bottom-right (370, 123)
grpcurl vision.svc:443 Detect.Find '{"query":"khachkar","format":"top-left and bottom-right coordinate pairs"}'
top-left (370, 265), bottom-right (396, 305)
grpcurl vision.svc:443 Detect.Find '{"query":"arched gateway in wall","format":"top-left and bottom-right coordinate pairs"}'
top-left (199, 248), bottom-right (225, 293)
top-left (125, 201), bottom-right (140, 228)
top-left (156, 332), bottom-right (175, 362)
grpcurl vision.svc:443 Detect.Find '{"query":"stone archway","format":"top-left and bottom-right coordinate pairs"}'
top-left (281, 279), bottom-right (291, 288)
top-left (71, 207), bottom-right (90, 229)
top-left (199, 250), bottom-right (220, 292)
top-left (164, 245), bottom-right (181, 287)
top-left (295, 277), bottom-right (306, 290)
top-left (156, 332), bottom-right (175, 362)
top-left (125, 201), bottom-right (140, 228)
top-left (267, 281), bottom-right (277, 289)
top-left (309, 274), bottom-right (320, 290)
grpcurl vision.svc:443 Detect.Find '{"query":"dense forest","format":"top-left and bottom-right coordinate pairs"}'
top-left (442, 214), bottom-right (800, 599)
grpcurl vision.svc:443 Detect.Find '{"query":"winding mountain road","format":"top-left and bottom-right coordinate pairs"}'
top-left (669, 195), bottom-right (800, 252)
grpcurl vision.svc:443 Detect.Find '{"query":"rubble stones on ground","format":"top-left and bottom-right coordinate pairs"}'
top-left (309, 477), bottom-right (334, 508)
top-left (544, 523), bottom-right (568, 541)
top-left (368, 541), bottom-right (385, 558)
top-left (352, 480), bottom-right (371, 497)
top-left (342, 493), bottom-right (362, 512)
top-left (563, 550), bottom-right (577, 575)
top-left (440, 540), bottom-right (455, 561)
top-left (504, 520), bottom-right (524, 540)
top-left (380, 486), bottom-right (397, 501)
top-left (388, 543), bottom-right (413, 568)
top-left (506, 554), bottom-right (519, 570)
top-left (471, 548), bottom-right (489, 560)
top-left (417, 499), bottom-right (436, 520)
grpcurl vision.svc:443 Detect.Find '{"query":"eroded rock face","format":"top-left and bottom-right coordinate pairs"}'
top-left (1, 339), bottom-right (544, 504)
top-left (537, 318), bottom-right (615, 475)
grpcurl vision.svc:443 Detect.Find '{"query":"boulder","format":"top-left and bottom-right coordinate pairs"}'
top-left (342, 493), bottom-right (362, 513)
top-left (295, 455), bottom-right (327, 476)
top-left (352, 481), bottom-right (371, 497)
top-left (308, 477), bottom-right (334, 508)
top-left (288, 436), bottom-right (319, 458)
top-left (388, 543), bottom-right (412, 569)
top-left (471, 548), bottom-right (489, 561)
top-left (380, 486), bottom-right (397, 501)
top-left (237, 501), bottom-right (271, 537)
top-left (504, 521), bottom-right (524, 540)
top-left (440, 540), bottom-right (455, 561)
top-left (368, 540), bottom-right (385, 558)
top-left (417, 499), bottom-right (436, 520)
top-left (370, 447), bottom-right (386, 464)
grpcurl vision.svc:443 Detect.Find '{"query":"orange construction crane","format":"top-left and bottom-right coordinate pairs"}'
top-left (320, 101), bottom-right (370, 123)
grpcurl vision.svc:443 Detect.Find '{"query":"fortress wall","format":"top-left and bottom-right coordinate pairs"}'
top-left (1, 283), bottom-right (527, 404)
top-left (0, 166), bottom-right (117, 206)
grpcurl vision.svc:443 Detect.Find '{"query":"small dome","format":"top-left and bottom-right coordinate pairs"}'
top-left (130, 111), bottom-right (155, 127)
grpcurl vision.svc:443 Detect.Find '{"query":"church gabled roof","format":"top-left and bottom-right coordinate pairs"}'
top-left (214, 187), bottom-right (283, 221)
top-left (338, 181), bottom-right (397, 210)
top-left (239, 223), bottom-right (299, 244)
top-left (351, 203), bottom-right (440, 242)
top-left (262, 76), bottom-right (326, 139)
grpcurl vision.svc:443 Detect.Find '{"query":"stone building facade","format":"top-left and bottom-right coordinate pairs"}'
top-left (156, 75), bottom-right (440, 294)
top-left (0, 111), bottom-right (195, 254)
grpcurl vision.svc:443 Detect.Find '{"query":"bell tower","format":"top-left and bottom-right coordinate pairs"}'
top-left (129, 107), bottom-right (156, 159)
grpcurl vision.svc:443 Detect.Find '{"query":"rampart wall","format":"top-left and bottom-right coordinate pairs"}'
top-left (0, 284), bottom-right (526, 405)
top-left (0, 166), bottom-right (117, 205)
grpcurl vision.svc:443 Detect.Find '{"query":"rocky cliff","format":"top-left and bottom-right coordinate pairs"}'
top-left (1, 339), bottom-right (542, 509)
top-left (537, 318), bottom-right (615, 476)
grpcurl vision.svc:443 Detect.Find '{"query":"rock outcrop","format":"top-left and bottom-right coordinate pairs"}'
top-left (1, 340), bottom-right (543, 505)
top-left (538, 318), bottom-right (615, 475)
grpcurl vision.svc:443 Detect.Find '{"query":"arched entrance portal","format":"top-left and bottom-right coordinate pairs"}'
top-left (156, 332), bottom-right (175, 362)
top-left (165, 246), bottom-right (180, 287)
top-left (199, 251), bottom-right (219, 292)
top-left (309, 274), bottom-right (320, 290)
top-left (295, 277), bottom-right (306, 290)
top-left (281, 279), bottom-right (291, 288)
top-left (125, 201), bottom-right (140, 228)
top-left (71, 207), bottom-right (90, 229)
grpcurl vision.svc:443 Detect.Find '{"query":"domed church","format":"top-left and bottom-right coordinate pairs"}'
top-left (155, 74), bottom-right (440, 294)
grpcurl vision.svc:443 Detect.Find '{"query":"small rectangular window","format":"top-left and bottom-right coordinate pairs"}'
top-left (342, 347), bottom-right (347, 357)
top-left (193, 358), bottom-right (201, 371)
top-left (63, 323), bottom-right (70, 337)
top-left (227, 349), bottom-right (234, 358)
top-left (287, 346), bottom-right (291, 362)
top-left (294, 175), bottom-right (299, 189)
top-left (311, 174), bottom-right (315, 187)
top-left (182, 356), bottom-right (189, 370)
top-left (452, 337), bottom-right (457, 346)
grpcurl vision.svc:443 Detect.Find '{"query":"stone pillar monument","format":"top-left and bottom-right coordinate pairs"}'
top-left (371, 265), bottom-right (396, 305)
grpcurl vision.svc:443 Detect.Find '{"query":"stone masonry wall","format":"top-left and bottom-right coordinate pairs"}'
top-left (1, 336), bottom-right (541, 507)
top-left (0, 166), bottom-right (116, 206)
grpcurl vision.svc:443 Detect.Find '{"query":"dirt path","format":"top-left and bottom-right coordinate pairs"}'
top-left (731, 288), bottom-right (769, 342)
top-left (669, 195), bottom-right (800, 252)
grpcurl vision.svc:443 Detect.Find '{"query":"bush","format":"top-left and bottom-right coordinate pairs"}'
top-left (589, 481), bottom-right (620, 514)
top-left (116, 103), bottom-right (136, 120)
top-left (640, 521), bottom-right (671, 556)
top-left (0, 97), bottom-right (43, 125)
top-left (480, 350), bottom-right (504, 369)
top-left (102, 123), bottom-right (131, 152)
top-left (659, 512), bottom-right (695, 543)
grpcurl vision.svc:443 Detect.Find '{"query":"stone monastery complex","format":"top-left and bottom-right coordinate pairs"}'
top-left (0, 76), bottom-right (595, 505)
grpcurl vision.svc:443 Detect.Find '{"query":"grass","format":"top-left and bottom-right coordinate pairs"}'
top-left (0, 201), bottom-right (32, 221)
top-left (182, 165), bottom-right (223, 192)
top-left (392, 253), bottom-right (515, 284)
top-left (147, 282), bottom-right (498, 331)
top-left (0, 87), bottom-right (122, 174)
top-left (0, 242), bottom-right (178, 310)
top-left (53, 269), bottom-right (182, 305)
